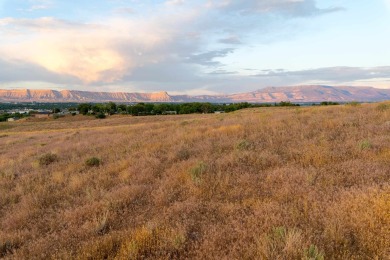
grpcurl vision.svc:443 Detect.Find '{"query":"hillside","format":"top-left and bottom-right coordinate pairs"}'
top-left (0, 103), bottom-right (389, 258)
top-left (1, 85), bottom-right (390, 103)
top-left (0, 89), bottom-right (174, 103)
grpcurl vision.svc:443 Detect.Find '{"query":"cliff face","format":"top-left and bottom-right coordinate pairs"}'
top-left (0, 86), bottom-right (389, 103)
top-left (0, 89), bottom-right (175, 102)
top-left (226, 86), bottom-right (390, 102)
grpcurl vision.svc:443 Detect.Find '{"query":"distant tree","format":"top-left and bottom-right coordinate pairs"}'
top-left (106, 102), bottom-right (117, 115)
top-left (52, 108), bottom-right (61, 113)
top-left (77, 103), bottom-right (92, 115)
top-left (117, 104), bottom-right (127, 113)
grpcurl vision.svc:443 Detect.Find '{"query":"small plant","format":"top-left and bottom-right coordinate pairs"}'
top-left (303, 245), bottom-right (324, 260)
top-left (0, 240), bottom-right (17, 258)
top-left (85, 157), bottom-right (101, 167)
top-left (176, 148), bottom-right (190, 161)
top-left (38, 153), bottom-right (58, 166)
top-left (236, 139), bottom-right (251, 150)
top-left (94, 210), bottom-right (109, 235)
top-left (358, 140), bottom-right (372, 150)
top-left (189, 162), bottom-right (208, 184)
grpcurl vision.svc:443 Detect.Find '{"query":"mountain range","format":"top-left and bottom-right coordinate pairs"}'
top-left (1, 85), bottom-right (390, 103)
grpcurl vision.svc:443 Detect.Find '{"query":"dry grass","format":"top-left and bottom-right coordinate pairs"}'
top-left (0, 103), bottom-right (389, 259)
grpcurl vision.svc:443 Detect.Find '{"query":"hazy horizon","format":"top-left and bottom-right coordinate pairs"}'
top-left (1, 0), bottom-right (389, 95)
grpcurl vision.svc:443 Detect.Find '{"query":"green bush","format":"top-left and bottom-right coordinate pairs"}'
top-left (38, 153), bottom-right (58, 166)
top-left (189, 162), bottom-right (207, 184)
top-left (236, 139), bottom-right (251, 150)
top-left (320, 101), bottom-right (339, 106)
top-left (358, 140), bottom-right (372, 150)
top-left (346, 101), bottom-right (361, 107)
top-left (304, 245), bottom-right (324, 260)
top-left (86, 157), bottom-right (101, 167)
top-left (95, 113), bottom-right (106, 119)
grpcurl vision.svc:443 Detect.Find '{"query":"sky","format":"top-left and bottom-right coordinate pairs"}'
top-left (0, 0), bottom-right (389, 94)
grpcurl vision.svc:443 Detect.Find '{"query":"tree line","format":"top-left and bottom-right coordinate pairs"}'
top-left (76, 101), bottom-right (300, 117)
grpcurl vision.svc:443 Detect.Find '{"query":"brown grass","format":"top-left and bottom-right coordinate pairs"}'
top-left (0, 103), bottom-right (389, 259)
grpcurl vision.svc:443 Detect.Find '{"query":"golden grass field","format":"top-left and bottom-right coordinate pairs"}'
top-left (0, 103), bottom-right (389, 259)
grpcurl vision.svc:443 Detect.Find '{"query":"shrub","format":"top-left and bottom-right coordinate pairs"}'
top-left (346, 101), bottom-right (361, 107)
top-left (94, 211), bottom-right (109, 235)
top-left (320, 101), bottom-right (339, 106)
top-left (38, 153), bottom-right (58, 166)
top-left (376, 103), bottom-right (390, 112)
top-left (52, 114), bottom-right (64, 120)
top-left (304, 245), bottom-right (324, 260)
top-left (95, 113), bottom-right (106, 119)
top-left (0, 240), bottom-right (17, 258)
top-left (256, 227), bottom-right (305, 259)
top-left (358, 140), bottom-right (372, 150)
top-left (236, 139), bottom-right (251, 150)
top-left (175, 148), bottom-right (190, 161)
top-left (189, 162), bottom-right (208, 184)
top-left (86, 157), bottom-right (101, 167)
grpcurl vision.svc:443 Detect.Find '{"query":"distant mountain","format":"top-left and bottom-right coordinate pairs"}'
top-left (0, 89), bottom-right (173, 102)
top-left (0, 86), bottom-right (390, 103)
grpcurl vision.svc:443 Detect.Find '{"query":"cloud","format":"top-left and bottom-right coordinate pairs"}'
top-left (113, 7), bottom-right (135, 15)
top-left (218, 36), bottom-right (242, 45)
top-left (0, 0), bottom-right (355, 93)
top-left (254, 66), bottom-right (390, 82)
top-left (206, 0), bottom-right (342, 16)
top-left (0, 58), bottom-right (79, 84)
top-left (0, 16), bottom-right (179, 84)
top-left (186, 48), bottom-right (236, 66)
top-left (165, 0), bottom-right (186, 6)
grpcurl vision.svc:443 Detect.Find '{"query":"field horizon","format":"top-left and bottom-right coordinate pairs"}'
top-left (1, 103), bottom-right (389, 259)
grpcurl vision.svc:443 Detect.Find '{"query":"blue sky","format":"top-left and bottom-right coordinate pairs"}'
top-left (0, 0), bottom-right (389, 94)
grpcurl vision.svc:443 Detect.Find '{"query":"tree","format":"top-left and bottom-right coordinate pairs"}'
top-left (77, 103), bottom-right (92, 115)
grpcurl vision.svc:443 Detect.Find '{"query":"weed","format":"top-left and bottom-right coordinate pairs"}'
top-left (304, 245), bottom-right (324, 260)
top-left (236, 139), bottom-right (251, 150)
top-left (175, 148), bottom-right (190, 161)
top-left (86, 157), bottom-right (101, 167)
top-left (94, 210), bottom-right (110, 235)
top-left (38, 153), bottom-right (58, 166)
top-left (189, 162), bottom-right (208, 184)
top-left (358, 140), bottom-right (372, 150)
top-left (0, 240), bottom-right (18, 257)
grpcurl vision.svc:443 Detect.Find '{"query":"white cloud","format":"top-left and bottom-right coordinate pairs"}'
top-left (165, 0), bottom-right (185, 6)
top-left (0, 16), bottom-right (180, 84)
